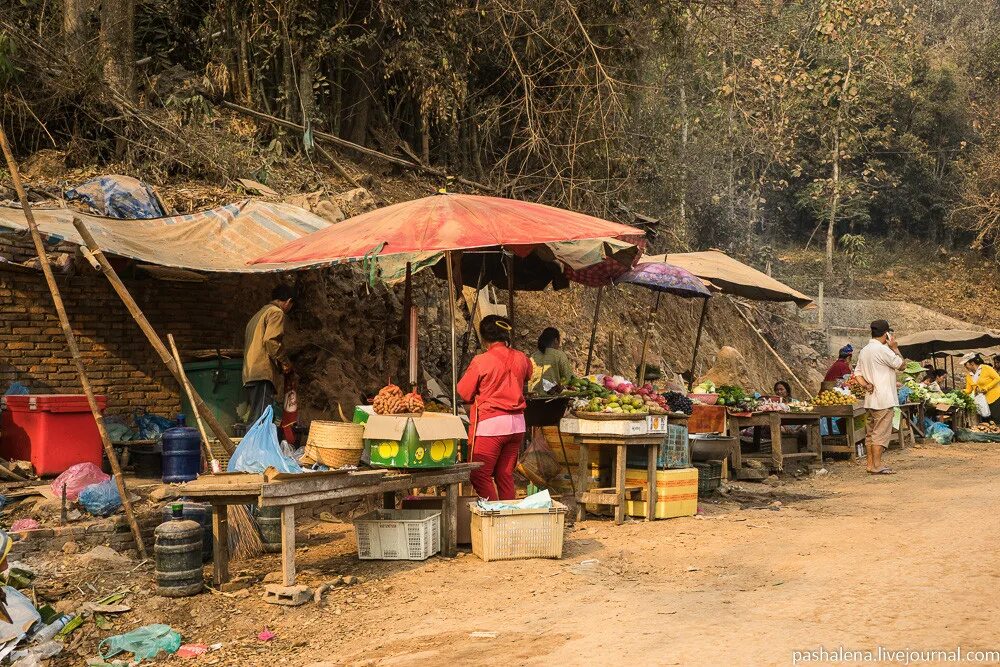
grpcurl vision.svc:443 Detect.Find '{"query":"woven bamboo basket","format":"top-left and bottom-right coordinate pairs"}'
top-left (302, 421), bottom-right (365, 467)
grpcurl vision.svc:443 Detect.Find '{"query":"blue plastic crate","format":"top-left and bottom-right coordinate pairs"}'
top-left (626, 424), bottom-right (689, 470)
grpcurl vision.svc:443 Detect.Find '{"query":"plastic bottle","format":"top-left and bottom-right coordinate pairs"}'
top-left (30, 615), bottom-right (71, 643)
top-left (176, 413), bottom-right (187, 427)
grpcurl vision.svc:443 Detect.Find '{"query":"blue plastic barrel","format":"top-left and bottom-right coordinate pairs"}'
top-left (161, 426), bottom-right (202, 482)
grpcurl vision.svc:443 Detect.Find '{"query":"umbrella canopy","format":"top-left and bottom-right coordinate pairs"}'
top-left (250, 193), bottom-right (645, 288)
top-left (895, 329), bottom-right (1000, 360)
top-left (641, 250), bottom-right (814, 308)
top-left (614, 261), bottom-right (712, 299)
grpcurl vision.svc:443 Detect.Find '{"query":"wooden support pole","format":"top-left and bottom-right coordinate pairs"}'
top-left (637, 291), bottom-right (661, 385)
top-left (506, 252), bottom-right (515, 341)
top-left (168, 334), bottom-right (215, 465)
top-left (71, 218), bottom-right (238, 454)
top-left (314, 143), bottom-right (362, 189)
top-left (688, 298), bottom-right (709, 391)
top-left (585, 286), bottom-right (604, 376)
top-left (446, 251), bottom-right (459, 414)
top-left (0, 127), bottom-right (147, 559)
top-left (732, 300), bottom-right (812, 398)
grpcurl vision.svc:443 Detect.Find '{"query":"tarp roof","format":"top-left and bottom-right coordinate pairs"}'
top-left (896, 329), bottom-right (1000, 360)
top-left (640, 249), bottom-right (815, 308)
top-left (0, 199), bottom-right (331, 273)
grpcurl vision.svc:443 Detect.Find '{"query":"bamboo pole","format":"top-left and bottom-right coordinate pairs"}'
top-left (446, 251), bottom-right (459, 414)
top-left (70, 218), bottom-right (238, 454)
top-left (0, 127), bottom-right (147, 559)
top-left (168, 334), bottom-right (215, 465)
top-left (637, 291), bottom-right (662, 385)
top-left (506, 252), bottom-right (515, 340)
top-left (688, 298), bottom-right (710, 391)
top-left (732, 300), bottom-right (811, 398)
top-left (585, 286), bottom-right (604, 375)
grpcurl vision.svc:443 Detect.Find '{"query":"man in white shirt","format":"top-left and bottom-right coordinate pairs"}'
top-left (854, 319), bottom-right (906, 474)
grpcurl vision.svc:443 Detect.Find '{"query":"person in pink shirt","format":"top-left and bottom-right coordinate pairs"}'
top-left (457, 315), bottom-right (532, 500)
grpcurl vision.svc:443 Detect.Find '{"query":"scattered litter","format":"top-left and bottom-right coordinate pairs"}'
top-left (568, 559), bottom-right (600, 575)
top-left (50, 463), bottom-right (109, 501)
top-left (469, 631), bottom-right (497, 639)
top-left (685, 566), bottom-right (700, 572)
top-left (10, 639), bottom-right (61, 666)
top-left (257, 629), bottom-right (275, 642)
top-left (176, 644), bottom-right (209, 658)
top-left (79, 480), bottom-right (122, 517)
top-left (98, 624), bottom-right (181, 663)
top-left (815, 468), bottom-right (829, 476)
top-left (9, 520), bottom-right (38, 533)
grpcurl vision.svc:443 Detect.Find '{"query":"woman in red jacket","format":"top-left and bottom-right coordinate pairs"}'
top-left (457, 315), bottom-right (532, 500)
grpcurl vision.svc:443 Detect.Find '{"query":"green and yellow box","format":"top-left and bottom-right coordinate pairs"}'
top-left (362, 413), bottom-right (468, 469)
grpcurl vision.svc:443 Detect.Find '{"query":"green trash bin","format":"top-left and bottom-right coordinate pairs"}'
top-left (179, 358), bottom-right (244, 437)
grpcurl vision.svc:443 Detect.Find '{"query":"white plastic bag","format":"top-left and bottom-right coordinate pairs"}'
top-left (974, 393), bottom-right (991, 418)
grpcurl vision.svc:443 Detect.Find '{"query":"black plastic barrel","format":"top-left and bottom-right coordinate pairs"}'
top-left (154, 504), bottom-right (204, 597)
top-left (256, 507), bottom-right (282, 549)
top-left (131, 446), bottom-right (163, 479)
top-left (159, 502), bottom-right (213, 562)
top-left (161, 426), bottom-right (201, 482)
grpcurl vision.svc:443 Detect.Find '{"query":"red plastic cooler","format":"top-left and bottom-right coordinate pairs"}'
top-left (0, 394), bottom-right (107, 476)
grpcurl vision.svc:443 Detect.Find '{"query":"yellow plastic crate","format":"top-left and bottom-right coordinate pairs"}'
top-left (624, 468), bottom-right (698, 519)
top-left (470, 501), bottom-right (567, 562)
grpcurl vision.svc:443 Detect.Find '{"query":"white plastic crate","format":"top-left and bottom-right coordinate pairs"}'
top-left (353, 509), bottom-right (441, 560)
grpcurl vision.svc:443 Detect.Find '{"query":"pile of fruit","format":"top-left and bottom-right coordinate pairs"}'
top-left (662, 391), bottom-right (694, 414)
top-left (423, 401), bottom-right (450, 413)
top-left (786, 399), bottom-right (815, 412)
top-left (845, 375), bottom-right (868, 399)
top-left (372, 383), bottom-right (425, 415)
top-left (811, 389), bottom-right (858, 407)
top-left (973, 422), bottom-right (1000, 434)
top-left (716, 385), bottom-right (747, 407)
top-left (562, 377), bottom-right (613, 400)
top-left (578, 394), bottom-right (651, 416)
top-left (575, 378), bottom-right (672, 416)
top-left (756, 399), bottom-right (788, 412)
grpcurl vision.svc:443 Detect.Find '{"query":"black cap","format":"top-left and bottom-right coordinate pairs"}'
top-left (871, 320), bottom-right (892, 338)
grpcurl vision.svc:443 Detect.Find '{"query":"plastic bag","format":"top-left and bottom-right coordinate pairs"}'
top-left (134, 411), bottom-right (176, 441)
top-left (516, 428), bottom-right (561, 488)
top-left (974, 393), bottom-right (991, 418)
top-left (927, 422), bottom-right (954, 445)
top-left (3, 382), bottom-right (28, 396)
top-left (0, 586), bottom-right (41, 644)
top-left (99, 624), bottom-right (182, 662)
top-left (227, 406), bottom-right (302, 474)
top-left (49, 463), bottom-right (109, 501)
top-left (78, 479), bottom-right (121, 516)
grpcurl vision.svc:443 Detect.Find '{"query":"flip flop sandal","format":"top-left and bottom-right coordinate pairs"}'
top-left (868, 468), bottom-right (895, 475)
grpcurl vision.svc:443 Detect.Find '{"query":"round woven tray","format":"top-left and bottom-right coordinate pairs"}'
top-left (573, 411), bottom-right (647, 421)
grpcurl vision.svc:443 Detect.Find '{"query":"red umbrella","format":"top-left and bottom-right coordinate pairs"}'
top-left (251, 193), bottom-right (644, 269)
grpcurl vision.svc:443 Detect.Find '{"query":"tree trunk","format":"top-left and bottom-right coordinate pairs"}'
top-left (679, 83), bottom-right (689, 245)
top-left (826, 124), bottom-right (840, 280)
top-left (420, 111), bottom-right (430, 165)
top-left (63, 0), bottom-right (86, 55)
top-left (99, 0), bottom-right (135, 100)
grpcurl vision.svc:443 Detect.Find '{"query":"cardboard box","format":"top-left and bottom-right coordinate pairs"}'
top-left (402, 495), bottom-right (476, 545)
top-left (363, 413), bottom-right (468, 468)
top-left (559, 416), bottom-right (648, 436)
top-left (624, 468), bottom-right (698, 520)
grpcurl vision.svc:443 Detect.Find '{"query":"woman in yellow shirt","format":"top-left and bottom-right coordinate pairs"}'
top-left (962, 353), bottom-right (1000, 423)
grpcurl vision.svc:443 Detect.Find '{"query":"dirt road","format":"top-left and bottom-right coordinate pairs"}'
top-left (40, 443), bottom-right (1000, 666)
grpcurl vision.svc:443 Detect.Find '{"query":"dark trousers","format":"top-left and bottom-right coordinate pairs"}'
top-left (990, 398), bottom-right (1000, 424)
top-left (245, 380), bottom-right (276, 425)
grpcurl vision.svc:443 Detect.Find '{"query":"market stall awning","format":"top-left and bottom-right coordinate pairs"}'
top-left (640, 250), bottom-right (814, 308)
top-left (896, 329), bottom-right (1000, 360)
top-left (0, 200), bottom-right (332, 273)
top-left (249, 193), bottom-right (646, 288)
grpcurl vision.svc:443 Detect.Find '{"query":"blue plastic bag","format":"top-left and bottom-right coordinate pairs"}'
top-left (79, 479), bottom-right (122, 516)
top-left (3, 382), bottom-right (28, 395)
top-left (99, 624), bottom-right (181, 662)
top-left (227, 406), bottom-right (302, 474)
top-left (927, 422), bottom-right (954, 445)
top-left (134, 411), bottom-right (175, 441)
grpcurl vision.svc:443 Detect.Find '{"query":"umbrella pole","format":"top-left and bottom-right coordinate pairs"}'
top-left (638, 292), bottom-right (661, 385)
top-left (506, 252), bottom-right (515, 340)
top-left (446, 251), bottom-right (459, 415)
top-left (585, 286), bottom-right (604, 375)
top-left (688, 298), bottom-right (709, 391)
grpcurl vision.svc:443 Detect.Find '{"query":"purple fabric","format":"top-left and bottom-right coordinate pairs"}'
top-left (616, 262), bottom-right (712, 298)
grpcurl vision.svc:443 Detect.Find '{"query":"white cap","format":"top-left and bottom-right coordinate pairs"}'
top-left (960, 353), bottom-right (978, 364)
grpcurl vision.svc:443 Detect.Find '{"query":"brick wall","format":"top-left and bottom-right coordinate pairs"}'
top-left (0, 239), bottom-right (276, 417)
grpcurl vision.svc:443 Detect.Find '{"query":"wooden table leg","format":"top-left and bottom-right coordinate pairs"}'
top-left (280, 505), bottom-right (296, 586)
top-left (769, 413), bottom-right (783, 472)
top-left (614, 444), bottom-right (627, 526)
top-left (646, 442), bottom-right (658, 522)
top-left (576, 440), bottom-right (589, 522)
top-left (212, 504), bottom-right (230, 587)
top-left (443, 482), bottom-right (458, 556)
top-left (809, 421), bottom-right (822, 463)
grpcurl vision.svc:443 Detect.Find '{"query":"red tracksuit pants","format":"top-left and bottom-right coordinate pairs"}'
top-left (469, 433), bottom-right (522, 500)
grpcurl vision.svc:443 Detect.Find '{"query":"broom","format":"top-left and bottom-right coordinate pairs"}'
top-left (168, 335), bottom-right (264, 561)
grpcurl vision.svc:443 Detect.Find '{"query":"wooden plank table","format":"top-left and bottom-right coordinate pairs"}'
top-left (813, 404), bottom-right (866, 456)
top-left (726, 412), bottom-right (822, 473)
top-left (170, 463), bottom-right (480, 587)
top-left (573, 432), bottom-right (661, 525)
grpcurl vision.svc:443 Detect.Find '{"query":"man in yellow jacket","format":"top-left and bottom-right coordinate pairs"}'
top-left (243, 285), bottom-right (294, 425)
top-left (962, 353), bottom-right (1000, 423)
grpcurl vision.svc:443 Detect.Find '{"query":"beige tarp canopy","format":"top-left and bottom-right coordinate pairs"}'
top-left (641, 249), bottom-right (815, 308)
top-left (896, 329), bottom-right (1000, 360)
top-left (0, 200), bottom-right (331, 273)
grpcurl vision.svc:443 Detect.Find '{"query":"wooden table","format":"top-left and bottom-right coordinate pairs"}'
top-left (726, 412), bottom-right (822, 472)
top-left (573, 432), bottom-right (660, 525)
top-left (170, 463), bottom-right (480, 587)
top-left (893, 402), bottom-right (920, 449)
top-left (813, 404), bottom-right (866, 456)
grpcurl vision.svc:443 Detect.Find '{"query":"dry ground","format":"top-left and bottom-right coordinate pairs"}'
top-left (33, 442), bottom-right (1000, 667)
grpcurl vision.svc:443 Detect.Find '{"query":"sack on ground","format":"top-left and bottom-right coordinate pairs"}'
top-left (50, 463), bottom-right (110, 501)
top-left (79, 479), bottom-right (122, 516)
top-left (927, 422), bottom-right (954, 445)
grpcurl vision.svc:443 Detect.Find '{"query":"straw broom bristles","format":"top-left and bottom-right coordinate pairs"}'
top-left (229, 505), bottom-right (265, 560)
